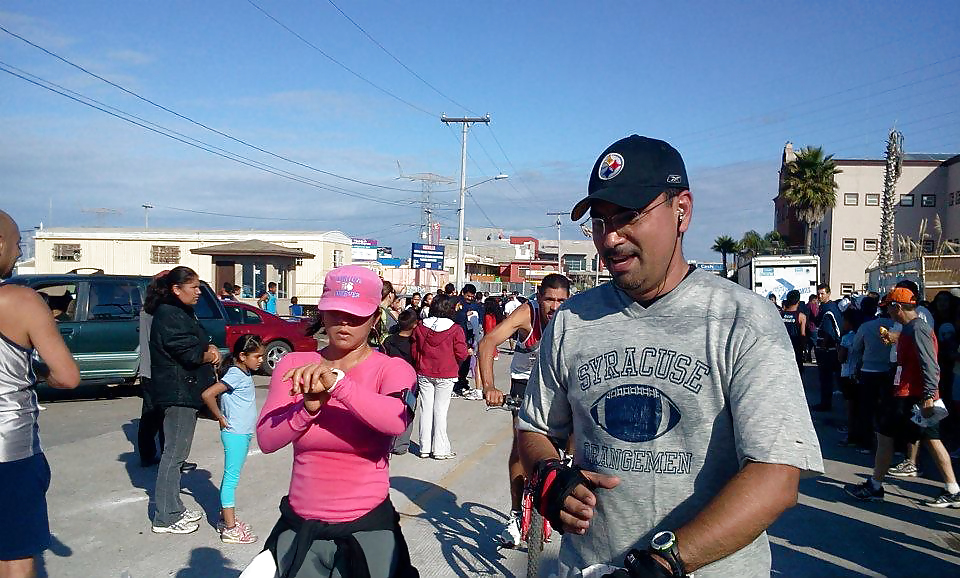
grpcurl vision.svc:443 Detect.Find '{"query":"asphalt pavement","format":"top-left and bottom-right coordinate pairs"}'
top-left (33, 353), bottom-right (960, 577)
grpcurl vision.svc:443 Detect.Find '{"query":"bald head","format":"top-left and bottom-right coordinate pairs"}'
top-left (0, 210), bottom-right (22, 279)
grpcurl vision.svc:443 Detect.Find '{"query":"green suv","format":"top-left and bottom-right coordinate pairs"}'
top-left (4, 272), bottom-right (228, 385)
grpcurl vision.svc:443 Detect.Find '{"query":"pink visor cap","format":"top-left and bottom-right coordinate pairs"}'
top-left (316, 265), bottom-right (383, 317)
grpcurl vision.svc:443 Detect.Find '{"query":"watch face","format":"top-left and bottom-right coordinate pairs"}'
top-left (652, 530), bottom-right (675, 550)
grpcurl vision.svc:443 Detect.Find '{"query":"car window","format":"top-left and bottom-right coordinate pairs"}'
top-left (36, 283), bottom-right (79, 322)
top-left (224, 304), bottom-right (243, 324)
top-left (243, 309), bottom-right (263, 324)
top-left (89, 281), bottom-right (141, 321)
top-left (194, 288), bottom-right (222, 320)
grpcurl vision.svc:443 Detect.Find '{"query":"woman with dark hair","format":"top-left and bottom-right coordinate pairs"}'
top-left (419, 292), bottom-right (434, 320)
top-left (410, 293), bottom-right (470, 459)
top-left (146, 266), bottom-right (222, 535)
top-left (256, 266), bottom-right (419, 577)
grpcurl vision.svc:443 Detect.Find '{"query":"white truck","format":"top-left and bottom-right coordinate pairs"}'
top-left (736, 254), bottom-right (820, 303)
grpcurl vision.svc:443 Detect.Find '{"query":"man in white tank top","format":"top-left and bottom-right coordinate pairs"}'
top-left (0, 210), bottom-right (79, 577)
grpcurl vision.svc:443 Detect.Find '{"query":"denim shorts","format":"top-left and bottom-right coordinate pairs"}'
top-left (0, 452), bottom-right (51, 560)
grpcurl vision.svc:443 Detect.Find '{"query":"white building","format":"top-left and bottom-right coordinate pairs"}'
top-left (32, 228), bottom-right (352, 305)
top-left (775, 146), bottom-right (960, 296)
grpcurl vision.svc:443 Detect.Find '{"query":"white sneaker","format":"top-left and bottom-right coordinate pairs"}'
top-left (152, 517), bottom-right (200, 534)
top-left (462, 389), bottom-right (484, 401)
top-left (180, 509), bottom-right (204, 524)
top-left (499, 511), bottom-right (522, 547)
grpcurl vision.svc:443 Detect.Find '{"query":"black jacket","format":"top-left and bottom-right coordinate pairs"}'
top-left (147, 300), bottom-right (216, 409)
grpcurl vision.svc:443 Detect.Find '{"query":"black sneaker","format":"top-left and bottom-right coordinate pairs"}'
top-left (922, 491), bottom-right (960, 508)
top-left (844, 480), bottom-right (884, 502)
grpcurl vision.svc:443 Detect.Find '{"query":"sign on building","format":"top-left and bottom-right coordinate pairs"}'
top-left (352, 238), bottom-right (379, 261)
top-left (411, 243), bottom-right (445, 270)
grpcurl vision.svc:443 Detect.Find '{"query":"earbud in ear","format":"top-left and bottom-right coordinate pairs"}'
top-left (678, 210), bottom-right (685, 223)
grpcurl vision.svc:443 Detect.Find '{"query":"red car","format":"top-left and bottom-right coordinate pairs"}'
top-left (222, 301), bottom-right (317, 375)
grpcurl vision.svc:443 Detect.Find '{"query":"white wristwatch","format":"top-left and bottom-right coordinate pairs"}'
top-left (326, 368), bottom-right (345, 392)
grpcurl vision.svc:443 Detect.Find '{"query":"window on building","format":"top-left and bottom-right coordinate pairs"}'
top-left (921, 194), bottom-right (937, 207)
top-left (865, 193), bottom-right (880, 206)
top-left (842, 238), bottom-right (856, 251)
top-left (951, 192), bottom-right (955, 206)
top-left (923, 239), bottom-right (935, 252)
top-left (840, 283), bottom-right (855, 296)
top-left (563, 255), bottom-right (586, 272)
top-left (900, 194), bottom-right (915, 207)
top-left (332, 249), bottom-right (344, 268)
top-left (844, 192), bottom-right (858, 206)
top-left (150, 245), bottom-right (180, 265)
top-left (812, 232), bottom-right (818, 249)
top-left (863, 239), bottom-right (878, 251)
top-left (53, 243), bottom-right (81, 262)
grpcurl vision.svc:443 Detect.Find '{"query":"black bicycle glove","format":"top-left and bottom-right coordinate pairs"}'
top-left (530, 458), bottom-right (594, 535)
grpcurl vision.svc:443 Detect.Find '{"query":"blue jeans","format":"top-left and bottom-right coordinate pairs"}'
top-left (153, 406), bottom-right (198, 526)
top-left (220, 431), bottom-right (252, 509)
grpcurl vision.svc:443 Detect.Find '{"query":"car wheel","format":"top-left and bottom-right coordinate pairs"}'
top-left (263, 341), bottom-right (292, 376)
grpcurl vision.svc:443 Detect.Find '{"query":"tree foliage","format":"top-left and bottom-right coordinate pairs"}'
top-left (782, 146), bottom-right (841, 253)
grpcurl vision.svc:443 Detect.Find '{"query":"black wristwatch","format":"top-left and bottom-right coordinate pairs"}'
top-left (649, 530), bottom-right (686, 577)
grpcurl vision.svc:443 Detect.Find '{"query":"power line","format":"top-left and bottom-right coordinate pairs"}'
top-left (323, 0), bottom-right (475, 115)
top-left (0, 23), bottom-right (428, 194)
top-left (245, 0), bottom-right (435, 117)
top-left (0, 62), bottom-right (424, 208)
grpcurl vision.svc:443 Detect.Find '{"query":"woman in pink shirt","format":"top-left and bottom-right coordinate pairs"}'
top-left (256, 266), bottom-right (419, 578)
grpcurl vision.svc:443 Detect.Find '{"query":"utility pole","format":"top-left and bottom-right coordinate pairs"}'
top-left (142, 203), bottom-right (154, 229)
top-left (441, 114), bottom-right (490, 288)
top-left (547, 212), bottom-right (566, 274)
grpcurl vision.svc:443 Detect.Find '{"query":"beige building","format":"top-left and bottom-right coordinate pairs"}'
top-left (775, 146), bottom-right (960, 295)
top-left (32, 228), bottom-right (352, 305)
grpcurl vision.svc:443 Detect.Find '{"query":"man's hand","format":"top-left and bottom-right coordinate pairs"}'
top-left (922, 398), bottom-right (936, 418)
top-left (218, 416), bottom-right (230, 430)
top-left (558, 471), bottom-right (621, 535)
top-left (483, 386), bottom-right (504, 407)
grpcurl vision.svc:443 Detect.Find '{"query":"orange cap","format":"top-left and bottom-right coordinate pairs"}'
top-left (880, 287), bottom-right (917, 306)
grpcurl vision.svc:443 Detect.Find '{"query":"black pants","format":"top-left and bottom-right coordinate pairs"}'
top-left (454, 358), bottom-right (471, 394)
top-left (815, 348), bottom-right (839, 408)
top-left (855, 370), bottom-right (890, 447)
top-left (138, 378), bottom-right (165, 462)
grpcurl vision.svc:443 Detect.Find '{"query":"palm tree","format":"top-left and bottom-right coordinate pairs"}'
top-left (764, 231), bottom-right (786, 255)
top-left (711, 235), bottom-right (738, 274)
top-left (739, 230), bottom-right (768, 255)
top-left (782, 146), bottom-right (841, 253)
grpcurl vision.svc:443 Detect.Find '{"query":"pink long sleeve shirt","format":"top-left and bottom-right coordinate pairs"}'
top-left (256, 351), bottom-right (416, 522)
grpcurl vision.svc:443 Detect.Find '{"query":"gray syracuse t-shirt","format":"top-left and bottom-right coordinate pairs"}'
top-left (518, 268), bottom-right (824, 577)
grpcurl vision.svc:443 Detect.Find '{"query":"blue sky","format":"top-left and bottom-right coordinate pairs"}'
top-left (2, 1), bottom-right (958, 262)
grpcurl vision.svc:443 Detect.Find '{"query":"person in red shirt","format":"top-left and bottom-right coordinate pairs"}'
top-left (845, 287), bottom-right (960, 507)
top-left (410, 295), bottom-right (470, 459)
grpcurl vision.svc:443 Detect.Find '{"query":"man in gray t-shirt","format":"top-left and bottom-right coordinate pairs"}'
top-left (517, 136), bottom-right (823, 578)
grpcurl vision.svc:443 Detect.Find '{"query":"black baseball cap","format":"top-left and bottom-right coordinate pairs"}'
top-left (571, 135), bottom-right (689, 221)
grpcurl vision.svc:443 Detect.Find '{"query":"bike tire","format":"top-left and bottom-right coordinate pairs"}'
top-left (526, 507), bottom-right (544, 578)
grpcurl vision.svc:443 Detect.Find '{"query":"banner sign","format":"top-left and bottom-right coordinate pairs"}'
top-left (411, 243), bottom-right (445, 270)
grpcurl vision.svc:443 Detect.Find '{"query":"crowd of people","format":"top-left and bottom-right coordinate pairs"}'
top-left (4, 135), bottom-right (960, 578)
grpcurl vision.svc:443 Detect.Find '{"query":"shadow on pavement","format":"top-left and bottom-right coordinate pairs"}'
top-left (769, 363), bottom-right (960, 576)
top-left (174, 547), bottom-right (242, 578)
top-left (36, 534), bottom-right (73, 578)
top-left (392, 475), bottom-right (515, 577)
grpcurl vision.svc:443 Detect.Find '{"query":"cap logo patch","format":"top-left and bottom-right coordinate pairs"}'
top-left (666, 174), bottom-right (682, 184)
top-left (598, 153), bottom-right (624, 180)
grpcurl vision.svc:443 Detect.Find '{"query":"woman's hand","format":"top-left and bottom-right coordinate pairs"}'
top-left (284, 362), bottom-right (340, 414)
top-left (204, 344), bottom-right (222, 365)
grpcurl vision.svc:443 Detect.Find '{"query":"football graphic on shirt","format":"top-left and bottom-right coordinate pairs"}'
top-left (590, 384), bottom-right (681, 443)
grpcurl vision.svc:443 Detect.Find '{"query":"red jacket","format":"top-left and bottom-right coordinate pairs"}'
top-left (410, 318), bottom-right (470, 378)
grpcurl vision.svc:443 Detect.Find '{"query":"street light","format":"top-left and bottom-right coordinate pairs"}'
top-left (456, 173), bottom-right (508, 288)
